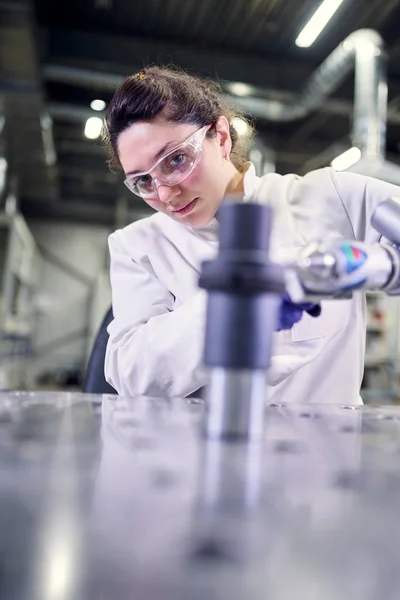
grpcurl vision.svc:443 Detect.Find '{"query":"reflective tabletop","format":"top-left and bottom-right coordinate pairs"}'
top-left (1, 392), bottom-right (400, 600)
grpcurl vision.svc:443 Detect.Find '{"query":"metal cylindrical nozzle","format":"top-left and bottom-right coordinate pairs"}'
top-left (288, 239), bottom-right (394, 300)
top-left (199, 202), bottom-right (285, 442)
top-left (371, 198), bottom-right (400, 245)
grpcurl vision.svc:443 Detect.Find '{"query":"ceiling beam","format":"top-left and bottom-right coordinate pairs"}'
top-left (42, 27), bottom-right (400, 98)
top-left (44, 65), bottom-right (123, 92)
top-left (45, 27), bottom-right (317, 92)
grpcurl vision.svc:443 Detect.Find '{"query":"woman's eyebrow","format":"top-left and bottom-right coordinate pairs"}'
top-left (126, 140), bottom-right (179, 176)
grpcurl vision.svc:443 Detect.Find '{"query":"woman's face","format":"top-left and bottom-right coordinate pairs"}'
top-left (117, 116), bottom-right (236, 227)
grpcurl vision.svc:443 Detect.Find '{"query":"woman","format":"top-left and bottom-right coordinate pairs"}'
top-left (103, 66), bottom-right (400, 404)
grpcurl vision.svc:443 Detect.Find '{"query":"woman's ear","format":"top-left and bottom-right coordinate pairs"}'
top-left (214, 115), bottom-right (232, 159)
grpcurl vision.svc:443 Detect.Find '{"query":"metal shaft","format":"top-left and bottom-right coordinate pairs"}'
top-left (199, 201), bottom-right (284, 442)
top-left (205, 368), bottom-right (267, 441)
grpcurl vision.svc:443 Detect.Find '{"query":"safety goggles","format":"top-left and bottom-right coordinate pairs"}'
top-left (124, 124), bottom-right (211, 198)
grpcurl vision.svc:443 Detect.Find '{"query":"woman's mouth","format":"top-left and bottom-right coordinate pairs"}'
top-left (172, 198), bottom-right (198, 216)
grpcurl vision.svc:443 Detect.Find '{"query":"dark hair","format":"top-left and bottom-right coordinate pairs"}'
top-left (103, 65), bottom-right (254, 172)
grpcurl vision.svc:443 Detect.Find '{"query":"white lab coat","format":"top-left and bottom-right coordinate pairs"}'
top-left (105, 165), bottom-right (400, 404)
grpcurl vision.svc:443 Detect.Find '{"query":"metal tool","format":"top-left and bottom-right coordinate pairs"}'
top-left (199, 202), bottom-right (285, 442)
top-left (285, 198), bottom-right (400, 302)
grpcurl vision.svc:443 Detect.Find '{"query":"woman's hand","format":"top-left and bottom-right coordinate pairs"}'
top-left (276, 293), bottom-right (321, 331)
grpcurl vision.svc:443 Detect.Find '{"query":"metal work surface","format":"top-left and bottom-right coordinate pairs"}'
top-left (1, 392), bottom-right (400, 599)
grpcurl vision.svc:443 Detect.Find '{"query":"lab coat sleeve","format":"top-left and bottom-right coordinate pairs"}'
top-left (104, 232), bottom-right (208, 397)
top-left (329, 169), bottom-right (400, 242)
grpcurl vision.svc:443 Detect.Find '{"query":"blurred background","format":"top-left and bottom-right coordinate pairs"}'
top-left (1, 0), bottom-right (400, 400)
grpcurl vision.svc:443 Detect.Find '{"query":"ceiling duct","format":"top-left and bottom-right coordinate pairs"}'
top-left (231, 29), bottom-right (400, 185)
top-left (230, 29), bottom-right (386, 154)
top-left (43, 29), bottom-right (400, 185)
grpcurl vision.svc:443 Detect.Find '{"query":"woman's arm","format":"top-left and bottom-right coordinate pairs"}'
top-left (105, 232), bottom-right (208, 397)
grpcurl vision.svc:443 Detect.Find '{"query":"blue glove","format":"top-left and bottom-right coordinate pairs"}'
top-left (276, 294), bottom-right (322, 332)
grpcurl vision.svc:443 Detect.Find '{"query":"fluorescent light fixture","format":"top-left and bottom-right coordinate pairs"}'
top-left (90, 99), bottom-right (106, 111)
top-left (232, 117), bottom-right (251, 136)
top-left (331, 146), bottom-right (361, 171)
top-left (295, 0), bottom-right (345, 48)
top-left (84, 117), bottom-right (103, 139)
top-left (228, 82), bottom-right (253, 97)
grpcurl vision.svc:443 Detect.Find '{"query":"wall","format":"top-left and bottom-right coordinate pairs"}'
top-left (30, 221), bottom-right (112, 382)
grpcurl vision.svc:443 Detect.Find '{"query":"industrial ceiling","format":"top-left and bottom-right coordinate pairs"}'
top-left (2, 0), bottom-right (400, 225)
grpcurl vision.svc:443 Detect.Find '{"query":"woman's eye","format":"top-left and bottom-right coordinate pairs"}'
top-left (170, 153), bottom-right (185, 166)
top-left (135, 175), bottom-right (151, 187)
top-left (171, 154), bottom-right (184, 165)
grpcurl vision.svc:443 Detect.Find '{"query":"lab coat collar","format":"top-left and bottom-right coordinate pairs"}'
top-left (189, 162), bottom-right (258, 241)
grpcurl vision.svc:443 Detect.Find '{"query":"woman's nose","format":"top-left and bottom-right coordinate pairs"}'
top-left (155, 182), bottom-right (180, 204)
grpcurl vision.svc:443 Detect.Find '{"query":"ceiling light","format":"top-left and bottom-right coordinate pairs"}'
top-left (90, 99), bottom-right (106, 111)
top-left (228, 82), bottom-right (253, 97)
top-left (84, 117), bottom-right (103, 140)
top-left (232, 117), bottom-right (251, 136)
top-left (295, 0), bottom-right (345, 48)
top-left (331, 147), bottom-right (361, 171)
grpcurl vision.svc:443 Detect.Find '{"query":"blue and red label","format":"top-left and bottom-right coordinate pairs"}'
top-left (341, 243), bottom-right (367, 274)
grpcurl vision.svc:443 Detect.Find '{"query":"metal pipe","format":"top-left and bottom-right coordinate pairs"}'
top-left (352, 32), bottom-right (387, 159)
top-left (204, 368), bottom-right (267, 441)
top-left (44, 68), bottom-right (400, 124)
top-left (48, 103), bottom-right (105, 121)
top-left (231, 30), bottom-right (387, 159)
top-left (43, 65), bottom-right (124, 91)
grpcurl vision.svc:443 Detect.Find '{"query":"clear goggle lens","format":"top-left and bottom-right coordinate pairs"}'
top-left (124, 125), bottom-right (210, 198)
